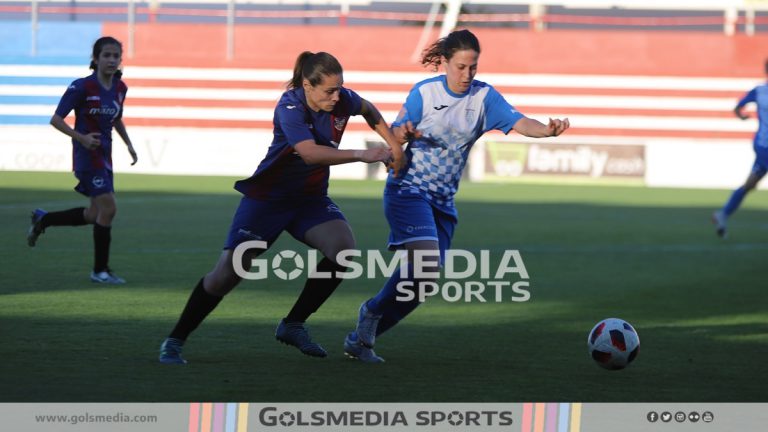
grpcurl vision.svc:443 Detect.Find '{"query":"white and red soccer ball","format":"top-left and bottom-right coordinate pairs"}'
top-left (587, 318), bottom-right (640, 370)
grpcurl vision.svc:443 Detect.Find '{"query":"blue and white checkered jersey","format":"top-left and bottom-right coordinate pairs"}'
top-left (736, 84), bottom-right (768, 154)
top-left (388, 75), bottom-right (524, 214)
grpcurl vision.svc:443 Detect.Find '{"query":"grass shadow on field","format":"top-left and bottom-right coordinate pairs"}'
top-left (1, 174), bottom-right (768, 401)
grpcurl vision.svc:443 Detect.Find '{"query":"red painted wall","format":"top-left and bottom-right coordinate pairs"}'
top-left (103, 23), bottom-right (768, 77)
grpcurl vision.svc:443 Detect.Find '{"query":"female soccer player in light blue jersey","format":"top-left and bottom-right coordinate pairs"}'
top-left (344, 29), bottom-right (570, 363)
top-left (27, 36), bottom-right (138, 284)
top-left (713, 59), bottom-right (768, 238)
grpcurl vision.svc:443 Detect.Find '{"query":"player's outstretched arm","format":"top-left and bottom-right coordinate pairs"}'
top-left (294, 139), bottom-right (391, 166)
top-left (513, 116), bottom-right (570, 138)
top-left (360, 99), bottom-right (406, 176)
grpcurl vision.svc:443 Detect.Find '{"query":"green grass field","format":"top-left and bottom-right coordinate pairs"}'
top-left (1, 171), bottom-right (767, 402)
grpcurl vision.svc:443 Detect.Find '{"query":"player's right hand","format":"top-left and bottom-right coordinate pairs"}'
top-left (393, 121), bottom-right (422, 144)
top-left (360, 147), bottom-right (392, 164)
top-left (78, 132), bottom-right (102, 150)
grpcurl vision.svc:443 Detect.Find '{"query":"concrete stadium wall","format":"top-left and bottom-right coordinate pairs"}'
top-left (102, 23), bottom-right (768, 77)
top-left (3, 23), bottom-right (767, 189)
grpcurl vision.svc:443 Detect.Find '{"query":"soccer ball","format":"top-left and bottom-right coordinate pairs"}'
top-left (587, 318), bottom-right (640, 370)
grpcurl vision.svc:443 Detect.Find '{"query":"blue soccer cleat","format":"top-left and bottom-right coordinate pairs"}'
top-left (159, 337), bottom-right (187, 364)
top-left (275, 319), bottom-right (327, 357)
top-left (27, 208), bottom-right (48, 247)
top-left (344, 332), bottom-right (385, 363)
top-left (355, 300), bottom-right (382, 348)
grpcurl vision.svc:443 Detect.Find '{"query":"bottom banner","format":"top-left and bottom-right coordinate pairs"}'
top-left (1, 402), bottom-right (765, 432)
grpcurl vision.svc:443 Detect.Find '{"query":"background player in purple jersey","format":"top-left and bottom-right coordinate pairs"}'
top-left (27, 36), bottom-right (138, 284)
top-left (158, 51), bottom-right (406, 364)
top-left (712, 59), bottom-right (768, 238)
top-left (344, 29), bottom-right (569, 363)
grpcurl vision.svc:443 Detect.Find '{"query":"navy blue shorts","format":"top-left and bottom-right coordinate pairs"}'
top-left (384, 189), bottom-right (456, 262)
top-left (224, 196), bottom-right (347, 250)
top-left (751, 153), bottom-right (768, 179)
top-left (74, 169), bottom-right (114, 197)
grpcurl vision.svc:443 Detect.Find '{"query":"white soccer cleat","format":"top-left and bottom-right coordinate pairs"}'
top-left (711, 211), bottom-right (727, 239)
top-left (90, 270), bottom-right (126, 284)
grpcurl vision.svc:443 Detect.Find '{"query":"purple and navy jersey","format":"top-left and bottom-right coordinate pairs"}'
top-left (388, 76), bottom-right (524, 215)
top-left (234, 86), bottom-right (363, 200)
top-left (55, 72), bottom-right (127, 172)
top-left (736, 84), bottom-right (768, 153)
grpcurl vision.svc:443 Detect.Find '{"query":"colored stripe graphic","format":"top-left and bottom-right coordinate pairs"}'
top-left (188, 403), bottom-right (200, 432)
top-left (545, 403), bottom-right (558, 432)
top-left (523, 403), bottom-right (581, 432)
top-left (558, 403), bottom-right (571, 432)
top-left (533, 403), bottom-right (546, 432)
top-left (520, 403), bottom-right (533, 432)
top-left (570, 403), bottom-right (582, 432)
top-left (201, 403), bottom-right (212, 432)
top-left (238, 404), bottom-right (249, 432)
top-left (225, 403), bottom-right (237, 432)
top-left (213, 403), bottom-right (225, 432)
top-left (189, 402), bottom-right (248, 432)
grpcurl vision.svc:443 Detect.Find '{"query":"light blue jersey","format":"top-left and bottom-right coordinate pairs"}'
top-left (387, 75), bottom-right (524, 215)
top-left (736, 83), bottom-right (768, 155)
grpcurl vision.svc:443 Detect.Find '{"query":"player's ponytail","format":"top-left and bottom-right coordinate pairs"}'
top-left (90, 36), bottom-right (123, 79)
top-left (287, 51), bottom-right (343, 89)
top-left (421, 29), bottom-right (481, 71)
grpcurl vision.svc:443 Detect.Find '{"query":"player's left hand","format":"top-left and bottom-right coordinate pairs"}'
top-left (547, 118), bottom-right (570, 136)
top-left (127, 144), bottom-right (138, 165)
top-left (387, 146), bottom-right (406, 177)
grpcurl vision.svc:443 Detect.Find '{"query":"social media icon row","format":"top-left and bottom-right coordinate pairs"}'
top-left (647, 411), bottom-right (713, 423)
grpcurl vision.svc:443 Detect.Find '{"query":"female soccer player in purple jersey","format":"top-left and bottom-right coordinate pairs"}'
top-left (159, 51), bottom-right (406, 363)
top-left (713, 59), bottom-right (768, 238)
top-left (344, 29), bottom-right (570, 362)
top-left (27, 36), bottom-right (138, 284)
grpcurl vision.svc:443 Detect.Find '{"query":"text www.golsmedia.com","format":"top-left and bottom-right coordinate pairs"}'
top-left (34, 412), bottom-right (158, 425)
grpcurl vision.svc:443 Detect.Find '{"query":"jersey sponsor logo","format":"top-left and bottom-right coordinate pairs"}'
top-left (89, 106), bottom-right (118, 116)
top-left (333, 116), bottom-right (348, 131)
top-left (88, 101), bottom-right (121, 122)
top-left (433, 104), bottom-right (449, 110)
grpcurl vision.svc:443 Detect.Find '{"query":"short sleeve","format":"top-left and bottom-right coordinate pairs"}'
top-left (341, 87), bottom-right (363, 116)
top-left (392, 86), bottom-right (423, 128)
top-left (276, 102), bottom-right (314, 147)
top-left (54, 80), bottom-right (84, 118)
top-left (483, 86), bottom-right (524, 134)
top-left (737, 88), bottom-right (757, 108)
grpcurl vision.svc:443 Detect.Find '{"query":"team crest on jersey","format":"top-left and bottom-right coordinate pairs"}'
top-left (333, 117), bottom-right (348, 131)
top-left (465, 109), bottom-right (475, 123)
